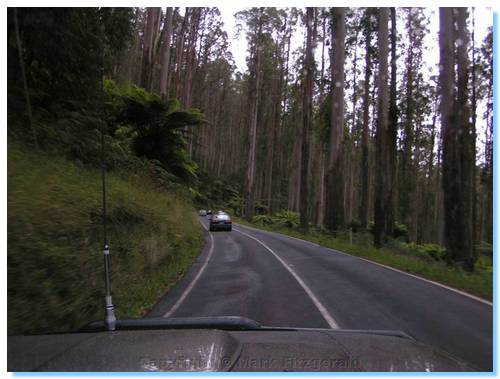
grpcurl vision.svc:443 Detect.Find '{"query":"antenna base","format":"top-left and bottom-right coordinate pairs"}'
top-left (104, 295), bottom-right (116, 331)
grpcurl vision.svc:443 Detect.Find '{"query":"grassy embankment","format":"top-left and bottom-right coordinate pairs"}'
top-left (8, 143), bottom-right (203, 334)
top-left (234, 217), bottom-right (492, 301)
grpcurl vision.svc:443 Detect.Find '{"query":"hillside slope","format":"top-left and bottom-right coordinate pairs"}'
top-left (8, 143), bottom-right (203, 334)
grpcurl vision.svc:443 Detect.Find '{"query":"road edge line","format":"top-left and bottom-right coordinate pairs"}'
top-left (235, 223), bottom-right (493, 307)
top-left (163, 219), bottom-right (215, 317)
top-left (233, 227), bottom-right (339, 329)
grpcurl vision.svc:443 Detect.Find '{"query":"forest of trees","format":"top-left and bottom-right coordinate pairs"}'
top-left (8, 7), bottom-right (493, 271)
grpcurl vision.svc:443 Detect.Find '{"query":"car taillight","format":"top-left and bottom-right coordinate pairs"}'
top-left (226, 220), bottom-right (232, 224)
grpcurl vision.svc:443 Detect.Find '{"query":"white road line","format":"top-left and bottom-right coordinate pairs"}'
top-left (235, 223), bottom-right (319, 247)
top-left (325, 247), bottom-right (494, 307)
top-left (233, 227), bottom-right (339, 329)
top-left (236, 223), bottom-right (493, 307)
top-left (163, 219), bottom-right (214, 317)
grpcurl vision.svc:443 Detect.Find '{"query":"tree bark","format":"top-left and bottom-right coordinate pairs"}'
top-left (299, 7), bottom-right (314, 231)
top-left (373, 7), bottom-right (389, 247)
top-left (325, 7), bottom-right (346, 231)
top-left (244, 9), bottom-right (264, 220)
top-left (359, 9), bottom-right (372, 229)
top-left (159, 7), bottom-right (174, 98)
top-left (316, 15), bottom-right (327, 226)
top-left (440, 7), bottom-right (476, 270)
top-left (399, 7), bottom-right (415, 233)
top-left (386, 7), bottom-right (398, 239)
top-left (13, 8), bottom-right (37, 148)
top-left (140, 7), bottom-right (161, 91)
top-left (174, 8), bottom-right (189, 100)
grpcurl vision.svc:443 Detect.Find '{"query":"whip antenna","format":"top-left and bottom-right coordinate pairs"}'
top-left (99, 11), bottom-right (116, 331)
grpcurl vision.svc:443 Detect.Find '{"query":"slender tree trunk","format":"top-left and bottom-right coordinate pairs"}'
top-left (359, 9), bottom-right (372, 229)
top-left (174, 8), bottom-right (189, 100)
top-left (399, 7), bottom-right (415, 233)
top-left (141, 7), bottom-right (161, 91)
top-left (13, 8), bottom-right (37, 148)
top-left (275, 17), bottom-right (292, 212)
top-left (471, 8), bottom-right (478, 244)
top-left (299, 8), bottom-right (314, 231)
top-left (184, 8), bottom-right (202, 108)
top-left (373, 7), bottom-right (389, 247)
top-left (325, 7), bottom-right (346, 231)
top-left (440, 7), bottom-right (476, 270)
top-left (159, 7), bottom-right (174, 98)
top-left (347, 27), bottom-right (359, 225)
top-left (385, 7), bottom-right (398, 239)
top-left (316, 15), bottom-right (327, 225)
top-left (244, 9), bottom-right (264, 220)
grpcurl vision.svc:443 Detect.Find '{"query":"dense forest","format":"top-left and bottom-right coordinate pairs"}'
top-left (8, 6), bottom-right (492, 285)
top-left (118, 7), bottom-right (490, 270)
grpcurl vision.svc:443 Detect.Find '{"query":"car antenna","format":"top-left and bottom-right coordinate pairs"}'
top-left (99, 11), bottom-right (116, 331)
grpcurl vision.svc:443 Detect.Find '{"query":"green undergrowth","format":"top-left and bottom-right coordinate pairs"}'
top-left (234, 217), bottom-right (492, 301)
top-left (8, 143), bottom-right (203, 334)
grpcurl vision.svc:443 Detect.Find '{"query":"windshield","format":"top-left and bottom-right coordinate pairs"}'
top-left (7, 6), bottom-right (493, 373)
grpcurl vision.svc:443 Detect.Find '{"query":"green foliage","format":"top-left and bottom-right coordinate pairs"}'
top-left (273, 210), bottom-right (300, 228)
top-left (8, 8), bottom-right (133, 120)
top-left (254, 200), bottom-right (269, 215)
top-left (99, 8), bottom-right (135, 75)
top-left (252, 214), bottom-right (274, 225)
top-left (247, 210), bottom-right (300, 229)
top-left (402, 242), bottom-right (446, 262)
top-left (393, 222), bottom-right (409, 240)
top-left (194, 170), bottom-right (241, 213)
top-left (367, 220), bottom-right (409, 241)
top-left (104, 80), bottom-right (207, 185)
top-left (8, 143), bottom-right (203, 334)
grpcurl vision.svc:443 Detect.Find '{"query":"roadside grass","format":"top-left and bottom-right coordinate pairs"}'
top-left (8, 143), bottom-right (203, 334)
top-left (234, 218), bottom-right (492, 302)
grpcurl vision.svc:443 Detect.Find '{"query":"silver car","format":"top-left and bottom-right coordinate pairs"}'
top-left (209, 212), bottom-right (232, 231)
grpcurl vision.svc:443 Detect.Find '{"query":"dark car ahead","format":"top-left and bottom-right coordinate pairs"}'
top-left (210, 212), bottom-right (232, 231)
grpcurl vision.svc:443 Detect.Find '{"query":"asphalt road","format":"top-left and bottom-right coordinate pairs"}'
top-left (148, 217), bottom-right (493, 371)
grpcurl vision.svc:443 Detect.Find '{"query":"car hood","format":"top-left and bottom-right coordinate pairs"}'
top-left (8, 317), bottom-right (474, 372)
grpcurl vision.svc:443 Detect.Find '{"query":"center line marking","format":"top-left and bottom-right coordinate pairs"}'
top-left (163, 218), bottom-right (214, 318)
top-left (233, 227), bottom-right (339, 329)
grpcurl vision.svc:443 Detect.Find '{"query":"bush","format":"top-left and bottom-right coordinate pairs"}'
top-left (393, 222), bottom-right (409, 240)
top-left (252, 214), bottom-right (274, 225)
top-left (227, 194), bottom-right (243, 216)
top-left (402, 242), bottom-right (446, 262)
top-left (273, 210), bottom-right (300, 228)
top-left (254, 200), bottom-right (269, 215)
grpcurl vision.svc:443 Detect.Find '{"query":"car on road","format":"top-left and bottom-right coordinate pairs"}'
top-left (198, 209), bottom-right (207, 216)
top-left (209, 212), bottom-right (232, 231)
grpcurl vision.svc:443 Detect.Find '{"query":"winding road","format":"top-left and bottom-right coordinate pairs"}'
top-left (148, 216), bottom-right (493, 371)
